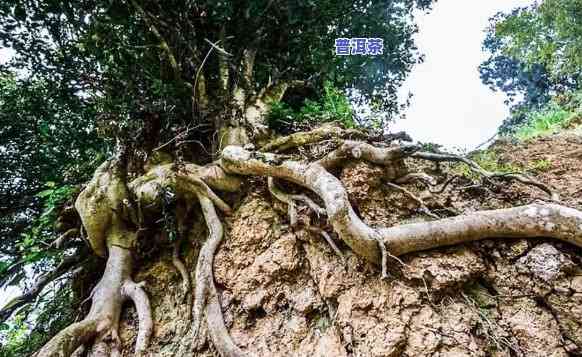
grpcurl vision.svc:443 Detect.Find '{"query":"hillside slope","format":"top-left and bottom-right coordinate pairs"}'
top-left (114, 131), bottom-right (582, 357)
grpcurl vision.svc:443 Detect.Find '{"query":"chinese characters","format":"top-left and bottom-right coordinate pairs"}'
top-left (335, 38), bottom-right (384, 56)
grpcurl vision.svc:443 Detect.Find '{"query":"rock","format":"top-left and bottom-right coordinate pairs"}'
top-left (403, 246), bottom-right (486, 292)
top-left (517, 243), bottom-right (573, 283)
top-left (500, 299), bottom-right (568, 357)
top-left (289, 284), bottom-right (320, 314)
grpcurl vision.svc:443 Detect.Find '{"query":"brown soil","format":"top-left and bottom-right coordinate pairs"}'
top-left (118, 132), bottom-right (582, 356)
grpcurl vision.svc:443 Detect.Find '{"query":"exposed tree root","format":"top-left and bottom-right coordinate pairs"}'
top-left (37, 246), bottom-right (133, 357)
top-left (318, 140), bottom-right (418, 169)
top-left (220, 146), bottom-right (582, 265)
top-left (412, 151), bottom-right (560, 201)
top-left (268, 178), bottom-right (342, 259)
top-left (122, 280), bottom-right (153, 356)
top-left (172, 235), bottom-right (193, 313)
top-left (268, 177), bottom-right (299, 226)
top-left (38, 137), bottom-right (582, 356)
top-left (375, 235), bottom-right (390, 279)
top-left (268, 177), bottom-right (325, 218)
top-left (395, 172), bottom-right (437, 186)
top-left (260, 123), bottom-right (367, 153)
top-left (192, 192), bottom-right (246, 357)
top-left (385, 181), bottom-right (440, 219)
top-left (306, 227), bottom-right (344, 260)
top-left (37, 245), bottom-right (153, 357)
top-left (428, 175), bottom-right (462, 194)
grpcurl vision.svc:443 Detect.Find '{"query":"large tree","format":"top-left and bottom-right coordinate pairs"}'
top-left (480, 0), bottom-right (582, 132)
top-left (1, 1), bottom-right (582, 356)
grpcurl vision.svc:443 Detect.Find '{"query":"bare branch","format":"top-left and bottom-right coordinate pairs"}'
top-left (0, 255), bottom-right (84, 323)
top-left (130, 0), bottom-right (181, 80)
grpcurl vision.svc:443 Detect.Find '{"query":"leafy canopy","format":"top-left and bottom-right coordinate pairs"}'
top-left (0, 0), bottom-right (434, 129)
top-left (479, 0), bottom-right (581, 133)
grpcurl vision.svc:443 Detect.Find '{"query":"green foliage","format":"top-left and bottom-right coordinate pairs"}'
top-left (0, 314), bottom-right (29, 356)
top-left (0, 282), bottom-right (77, 357)
top-left (454, 151), bottom-right (552, 182)
top-left (0, 0), bottom-right (434, 129)
top-left (514, 104), bottom-right (573, 140)
top-left (19, 183), bottom-right (76, 264)
top-left (418, 142), bottom-right (444, 153)
top-left (481, 0), bottom-right (582, 133)
top-left (0, 72), bottom-right (103, 303)
top-left (495, 0), bottom-right (582, 82)
top-left (267, 83), bottom-right (356, 132)
top-left (529, 159), bottom-right (552, 172)
top-left (511, 91), bottom-right (582, 140)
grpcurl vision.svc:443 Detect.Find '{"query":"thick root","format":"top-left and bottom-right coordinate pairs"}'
top-left (35, 319), bottom-right (100, 357)
top-left (318, 140), bottom-right (418, 169)
top-left (40, 139), bottom-right (581, 357)
top-left (37, 246), bottom-right (132, 356)
top-left (191, 193), bottom-right (246, 357)
top-left (122, 281), bottom-right (153, 355)
top-left (259, 123), bottom-right (367, 153)
top-left (220, 146), bottom-right (582, 265)
top-left (37, 246), bottom-right (152, 357)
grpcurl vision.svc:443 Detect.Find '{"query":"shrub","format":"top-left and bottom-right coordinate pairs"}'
top-left (267, 82), bottom-right (356, 133)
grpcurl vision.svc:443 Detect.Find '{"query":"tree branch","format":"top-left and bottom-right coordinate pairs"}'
top-left (0, 255), bottom-right (85, 323)
top-left (130, 0), bottom-right (181, 80)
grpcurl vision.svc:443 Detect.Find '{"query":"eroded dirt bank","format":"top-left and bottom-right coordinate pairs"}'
top-left (117, 132), bottom-right (582, 356)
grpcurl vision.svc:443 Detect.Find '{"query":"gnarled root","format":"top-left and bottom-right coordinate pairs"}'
top-left (122, 280), bottom-right (153, 356)
top-left (172, 235), bottom-right (193, 314)
top-left (220, 146), bottom-right (582, 266)
top-left (190, 193), bottom-right (246, 357)
top-left (259, 123), bottom-right (367, 153)
top-left (268, 177), bottom-right (342, 258)
top-left (130, 162), bottom-right (243, 355)
top-left (37, 246), bottom-right (152, 357)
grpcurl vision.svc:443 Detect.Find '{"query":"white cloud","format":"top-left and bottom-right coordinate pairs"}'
top-left (393, 0), bottom-right (535, 150)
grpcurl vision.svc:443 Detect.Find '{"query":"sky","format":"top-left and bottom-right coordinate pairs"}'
top-left (393, 0), bottom-right (535, 151)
